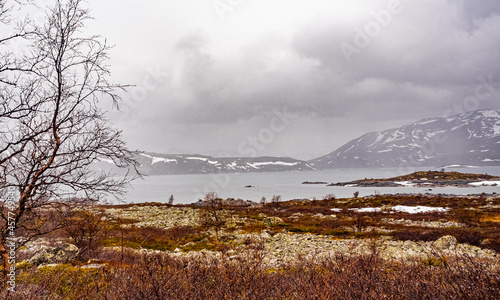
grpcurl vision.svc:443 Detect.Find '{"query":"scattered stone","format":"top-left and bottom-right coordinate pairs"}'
top-left (381, 218), bottom-right (463, 228)
top-left (81, 264), bottom-right (106, 269)
top-left (262, 217), bottom-right (284, 226)
top-left (29, 243), bottom-right (79, 266)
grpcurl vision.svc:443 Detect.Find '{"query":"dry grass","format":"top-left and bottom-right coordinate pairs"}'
top-left (483, 213), bottom-right (500, 223)
top-left (4, 249), bottom-right (500, 299)
top-left (5, 193), bottom-right (500, 298)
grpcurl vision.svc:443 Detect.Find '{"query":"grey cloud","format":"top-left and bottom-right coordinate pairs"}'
top-left (458, 0), bottom-right (500, 21)
top-left (293, 1), bottom-right (500, 84)
top-left (104, 1), bottom-right (500, 158)
top-left (288, 0), bottom-right (500, 120)
top-left (166, 33), bottom-right (322, 124)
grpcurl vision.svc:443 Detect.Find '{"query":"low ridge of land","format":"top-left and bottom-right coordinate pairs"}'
top-left (328, 171), bottom-right (500, 187)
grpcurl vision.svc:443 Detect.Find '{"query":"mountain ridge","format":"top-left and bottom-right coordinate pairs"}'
top-left (94, 110), bottom-right (500, 174)
top-left (95, 153), bottom-right (316, 175)
top-left (309, 110), bottom-right (500, 169)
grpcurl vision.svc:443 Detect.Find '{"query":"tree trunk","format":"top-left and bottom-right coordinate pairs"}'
top-left (0, 240), bottom-right (10, 277)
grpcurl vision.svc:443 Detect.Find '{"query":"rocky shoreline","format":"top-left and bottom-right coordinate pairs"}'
top-left (328, 179), bottom-right (499, 188)
top-left (326, 170), bottom-right (500, 188)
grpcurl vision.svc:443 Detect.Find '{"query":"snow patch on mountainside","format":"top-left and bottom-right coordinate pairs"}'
top-left (99, 158), bottom-right (114, 164)
top-left (248, 161), bottom-right (300, 168)
top-left (309, 110), bottom-right (500, 168)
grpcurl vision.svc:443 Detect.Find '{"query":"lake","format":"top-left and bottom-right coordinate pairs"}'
top-left (115, 166), bottom-right (500, 205)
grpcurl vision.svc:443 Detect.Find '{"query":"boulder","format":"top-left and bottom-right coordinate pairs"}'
top-left (433, 235), bottom-right (457, 250)
top-left (262, 217), bottom-right (284, 227)
top-left (29, 243), bottom-right (79, 266)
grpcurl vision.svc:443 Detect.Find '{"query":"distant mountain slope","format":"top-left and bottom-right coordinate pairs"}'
top-left (95, 153), bottom-right (315, 175)
top-left (310, 110), bottom-right (500, 169)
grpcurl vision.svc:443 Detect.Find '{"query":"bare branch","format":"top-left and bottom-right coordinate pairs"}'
top-left (0, 0), bottom-right (141, 275)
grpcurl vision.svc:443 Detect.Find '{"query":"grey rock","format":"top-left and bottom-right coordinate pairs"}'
top-left (262, 217), bottom-right (284, 226)
top-left (433, 235), bottom-right (458, 249)
top-left (29, 243), bottom-right (79, 266)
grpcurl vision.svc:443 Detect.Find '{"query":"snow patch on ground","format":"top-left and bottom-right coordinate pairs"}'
top-left (391, 206), bottom-right (450, 214)
top-left (331, 206), bottom-right (450, 214)
top-left (394, 181), bottom-right (417, 186)
top-left (469, 181), bottom-right (500, 186)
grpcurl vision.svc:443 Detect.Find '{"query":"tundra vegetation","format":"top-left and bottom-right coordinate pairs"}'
top-left (2, 192), bottom-right (500, 299)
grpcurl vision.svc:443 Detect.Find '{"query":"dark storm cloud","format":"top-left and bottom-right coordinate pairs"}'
top-left (169, 32), bottom-right (322, 124)
top-left (159, 0), bottom-right (500, 128)
top-left (459, 0), bottom-right (500, 22)
top-left (289, 0), bottom-right (500, 119)
top-left (97, 0), bottom-right (500, 157)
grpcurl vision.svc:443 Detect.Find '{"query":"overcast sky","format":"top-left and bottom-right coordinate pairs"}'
top-left (80, 0), bottom-right (500, 160)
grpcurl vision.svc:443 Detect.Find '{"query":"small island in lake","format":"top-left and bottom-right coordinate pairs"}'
top-left (328, 171), bottom-right (500, 188)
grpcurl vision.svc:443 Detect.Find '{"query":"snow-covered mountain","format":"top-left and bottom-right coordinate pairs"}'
top-left (133, 153), bottom-right (315, 175)
top-left (310, 110), bottom-right (500, 169)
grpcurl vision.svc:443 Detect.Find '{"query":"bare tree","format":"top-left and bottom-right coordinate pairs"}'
top-left (63, 209), bottom-right (105, 261)
top-left (0, 0), bottom-right (140, 276)
top-left (198, 192), bottom-right (227, 242)
top-left (271, 194), bottom-right (281, 208)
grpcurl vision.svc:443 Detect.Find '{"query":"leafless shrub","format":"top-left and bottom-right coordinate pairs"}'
top-left (452, 208), bottom-right (484, 227)
top-left (271, 195), bottom-right (281, 208)
top-left (323, 193), bottom-right (336, 200)
top-left (5, 249), bottom-right (499, 299)
top-left (198, 192), bottom-right (227, 242)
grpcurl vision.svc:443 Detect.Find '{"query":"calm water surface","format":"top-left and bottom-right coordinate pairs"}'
top-left (115, 166), bottom-right (500, 205)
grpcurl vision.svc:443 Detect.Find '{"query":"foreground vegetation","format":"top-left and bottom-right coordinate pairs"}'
top-left (3, 192), bottom-right (500, 299)
top-left (4, 250), bottom-right (500, 299)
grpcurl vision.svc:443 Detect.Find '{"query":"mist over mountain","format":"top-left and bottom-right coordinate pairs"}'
top-left (309, 110), bottom-right (500, 169)
top-left (94, 110), bottom-right (500, 175)
top-left (95, 154), bottom-right (315, 175)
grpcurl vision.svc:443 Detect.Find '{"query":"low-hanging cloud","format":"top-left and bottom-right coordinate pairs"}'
top-left (100, 0), bottom-right (500, 157)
